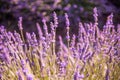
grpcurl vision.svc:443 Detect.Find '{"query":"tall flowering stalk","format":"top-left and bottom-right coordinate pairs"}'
top-left (18, 17), bottom-right (25, 43)
top-left (51, 12), bottom-right (58, 56)
top-left (0, 8), bottom-right (120, 80)
top-left (65, 13), bottom-right (70, 48)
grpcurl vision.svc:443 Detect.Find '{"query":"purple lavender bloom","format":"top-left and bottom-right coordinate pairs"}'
top-left (18, 17), bottom-right (23, 30)
top-left (1, 47), bottom-right (11, 64)
top-left (70, 34), bottom-right (76, 48)
top-left (53, 12), bottom-right (58, 28)
top-left (0, 53), bottom-right (5, 62)
top-left (16, 70), bottom-right (24, 80)
top-left (93, 7), bottom-right (98, 23)
top-left (0, 26), bottom-right (6, 34)
top-left (59, 61), bottom-right (67, 76)
top-left (22, 69), bottom-right (28, 76)
top-left (36, 23), bottom-right (43, 40)
top-left (27, 74), bottom-right (34, 80)
top-left (65, 13), bottom-right (70, 27)
top-left (106, 13), bottom-right (113, 25)
top-left (73, 72), bottom-right (84, 80)
top-left (26, 32), bottom-right (33, 46)
top-left (50, 22), bottom-right (55, 36)
top-left (42, 19), bottom-right (48, 37)
top-left (14, 31), bottom-right (22, 42)
top-left (83, 52), bottom-right (91, 59)
top-left (31, 32), bottom-right (38, 47)
top-left (60, 61), bottom-right (67, 68)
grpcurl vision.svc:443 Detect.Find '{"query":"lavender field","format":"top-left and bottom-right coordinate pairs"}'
top-left (0, 6), bottom-right (120, 80)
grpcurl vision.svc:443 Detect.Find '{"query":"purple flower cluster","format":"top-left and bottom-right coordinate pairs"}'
top-left (0, 8), bottom-right (120, 80)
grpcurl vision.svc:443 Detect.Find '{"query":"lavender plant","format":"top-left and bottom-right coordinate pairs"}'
top-left (0, 8), bottom-right (120, 80)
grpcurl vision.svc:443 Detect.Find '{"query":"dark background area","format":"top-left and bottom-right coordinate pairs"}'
top-left (0, 0), bottom-right (120, 35)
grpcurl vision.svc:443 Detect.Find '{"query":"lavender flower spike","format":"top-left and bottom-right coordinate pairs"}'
top-left (93, 7), bottom-right (98, 23)
top-left (53, 12), bottom-right (58, 28)
top-left (36, 23), bottom-right (43, 40)
top-left (27, 74), bottom-right (34, 80)
top-left (42, 19), bottom-right (48, 38)
top-left (18, 17), bottom-right (23, 30)
top-left (65, 13), bottom-right (70, 27)
top-left (65, 13), bottom-right (70, 47)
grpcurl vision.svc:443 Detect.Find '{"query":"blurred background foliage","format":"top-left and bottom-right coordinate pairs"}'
top-left (0, 0), bottom-right (120, 33)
